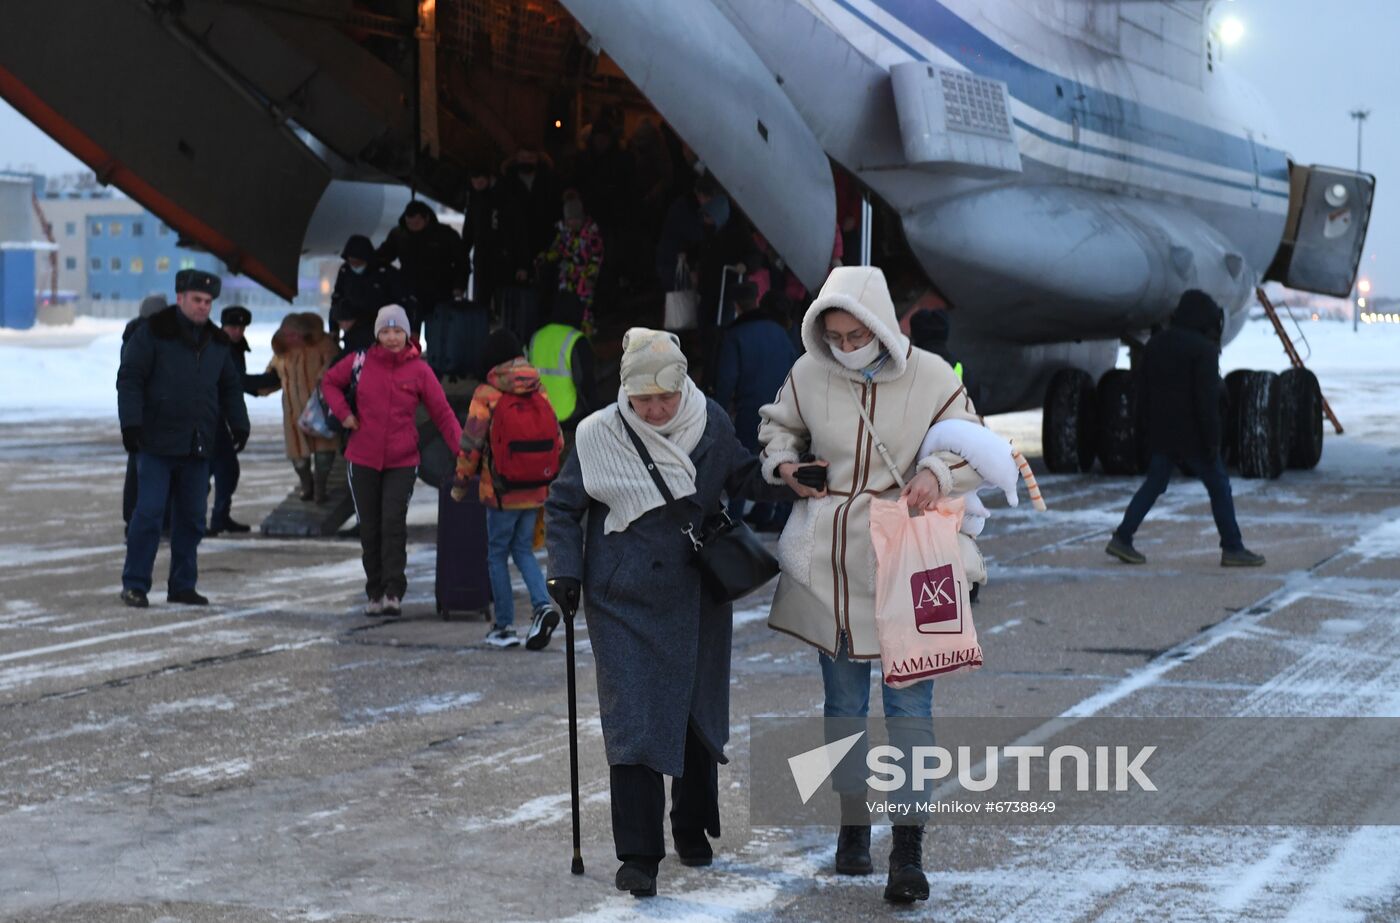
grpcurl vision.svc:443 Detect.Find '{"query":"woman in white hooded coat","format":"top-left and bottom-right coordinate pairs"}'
top-left (758, 265), bottom-right (1007, 904)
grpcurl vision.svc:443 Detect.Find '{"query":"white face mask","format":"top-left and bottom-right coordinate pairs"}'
top-left (831, 337), bottom-right (882, 370)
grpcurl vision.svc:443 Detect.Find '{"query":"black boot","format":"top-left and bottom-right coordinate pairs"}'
top-left (672, 828), bottom-right (713, 867)
top-left (294, 460), bottom-right (313, 501)
top-left (312, 451), bottom-right (334, 504)
top-left (884, 825), bottom-right (929, 903)
top-left (835, 794), bottom-right (873, 875)
top-left (615, 861), bottom-right (657, 898)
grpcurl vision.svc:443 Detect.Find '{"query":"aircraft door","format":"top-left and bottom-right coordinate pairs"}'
top-left (1264, 165), bottom-right (1375, 297)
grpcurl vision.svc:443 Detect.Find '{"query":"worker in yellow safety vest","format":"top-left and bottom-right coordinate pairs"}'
top-left (527, 292), bottom-right (598, 437)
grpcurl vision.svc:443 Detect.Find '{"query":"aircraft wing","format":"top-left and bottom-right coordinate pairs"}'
top-left (0, 1), bottom-right (332, 299)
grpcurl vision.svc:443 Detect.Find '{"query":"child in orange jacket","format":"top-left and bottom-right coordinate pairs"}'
top-left (452, 330), bottom-right (565, 649)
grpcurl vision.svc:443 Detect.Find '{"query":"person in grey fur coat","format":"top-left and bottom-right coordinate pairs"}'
top-left (545, 328), bottom-right (794, 897)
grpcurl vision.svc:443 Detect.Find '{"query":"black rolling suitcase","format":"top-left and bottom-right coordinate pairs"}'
top-left (496, 285), bottom-right (545, 350)
top-left (435, 478), bottom-right (492, 620)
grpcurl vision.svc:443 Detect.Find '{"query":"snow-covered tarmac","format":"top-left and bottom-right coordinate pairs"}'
top-left (0, 318), bottom-right (1398, 921)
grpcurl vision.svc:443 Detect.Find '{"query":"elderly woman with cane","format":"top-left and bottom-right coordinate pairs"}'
top-left (545, 328), bottom-right (794, 897)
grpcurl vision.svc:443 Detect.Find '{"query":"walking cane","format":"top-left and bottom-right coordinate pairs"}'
top-left (548, 578), bottom-right (585, 875)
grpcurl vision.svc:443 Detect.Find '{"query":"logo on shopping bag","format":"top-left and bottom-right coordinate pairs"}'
top-left (911, 564), bottom-right (960, 633)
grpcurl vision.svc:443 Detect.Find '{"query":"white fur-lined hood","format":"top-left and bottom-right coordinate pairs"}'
top-left (799, 266), bottom-right (910, 383)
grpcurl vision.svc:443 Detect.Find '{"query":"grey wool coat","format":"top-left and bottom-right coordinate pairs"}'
top-left (545, 399), bottom-right (790, 777)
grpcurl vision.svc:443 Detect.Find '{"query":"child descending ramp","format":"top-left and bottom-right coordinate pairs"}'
top-left (452, 330), bottom-right (565, 650)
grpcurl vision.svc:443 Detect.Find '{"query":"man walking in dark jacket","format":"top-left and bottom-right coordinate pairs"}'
top-left (117, 270), bottom-right (250, 607)
top-left (331, 234), bottom-right (402, 355)
top-left (375, 201), bottom-right (466, 346)
top-left (1106, 290), bottom-right (1265, 567)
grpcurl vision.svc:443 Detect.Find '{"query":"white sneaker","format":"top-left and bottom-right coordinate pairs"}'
top-left (365, 598), bottom-right (384, 615)
top-left (525, 605), bottom-right (561, 651)
top-left (485, 626), bottom-right (521, 648)
top-left (383, 596), bottom-right (402, 617)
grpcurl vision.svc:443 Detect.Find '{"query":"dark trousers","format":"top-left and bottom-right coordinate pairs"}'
top-left (122, 453), bottom-right (210, 594)
top-left (209, 427), bottom-right (240, 526)
top-left (123, 453), bottom-right (174, 536)
top-left (610, 724), bottom-right (720, 871)
top-left (1115, 453), bottom-right (1244, 551)
top-left (347, 463), bottom-right (417, 600)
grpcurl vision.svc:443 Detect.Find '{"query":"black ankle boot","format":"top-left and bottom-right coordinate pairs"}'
top-left (883, 825), bottom-right (928, 903)
top-left (615, 861), bottom-right (657, 897)
top-left (672, 828), bottom-right (713, 867)
top-left (835, 794), bottom-right (873, 875)
top-left (835, 825), bottom-right (873, 875)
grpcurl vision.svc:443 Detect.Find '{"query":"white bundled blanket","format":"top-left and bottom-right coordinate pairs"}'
top-left (918, 418), bottom-right (1019, 537)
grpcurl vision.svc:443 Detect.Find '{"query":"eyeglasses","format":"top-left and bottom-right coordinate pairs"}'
top-left (822, 329), bottom-right (876, 349)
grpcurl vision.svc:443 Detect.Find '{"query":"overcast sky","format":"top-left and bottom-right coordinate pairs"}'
top-left (0, 0), bottom-right (1392, 292)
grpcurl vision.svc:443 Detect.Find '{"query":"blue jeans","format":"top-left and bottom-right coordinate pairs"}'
top-left (123, 453), bottom-right (210, 594)
top-left (486, 506), bottom-right (551, 628)
top-left (820, 638), bottom-right (934, 801)
top-left (209, 427), bottom-right (240, 526)
top-left (1115, 453), bottom-right (1244, 551)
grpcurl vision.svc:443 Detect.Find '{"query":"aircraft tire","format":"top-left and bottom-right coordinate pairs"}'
top-left (1042, 369), bottom-right (1097, 473)
top-left (1280, 368), bottom-right (1324, 470)
top-left (1237, 371), bottom-right (1290, 480)
top-left (1095, 369), bottom-right (1146, 475)
top-left (1222, 369), bottom-right (1251, 468)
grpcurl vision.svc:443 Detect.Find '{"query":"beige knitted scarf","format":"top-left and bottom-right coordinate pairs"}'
top-left (574, 378), bottom-right (708, 534)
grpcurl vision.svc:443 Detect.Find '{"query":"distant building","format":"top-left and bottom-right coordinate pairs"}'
top-left (34, 172), bottom-right (334, 318)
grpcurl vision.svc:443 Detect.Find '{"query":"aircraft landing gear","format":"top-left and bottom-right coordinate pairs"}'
top-left (1042, 369), bottom-right (1097, 473)
top-left (1280, 368), bottom-right (1324, 470)
top-left (1235, 371), bottom-right (1291, 479)
top-left (1043, 364), bottom-right (1321, 480)
top-left (1095, 369), bottom-right (1146, 475)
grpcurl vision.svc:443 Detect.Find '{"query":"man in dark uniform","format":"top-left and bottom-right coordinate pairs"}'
top-left (117, 270), bottom-right (250, 607)
top-left (208, 305), bottom-right (275, 536)
top-left (122, 295), bottom-right (173, 532)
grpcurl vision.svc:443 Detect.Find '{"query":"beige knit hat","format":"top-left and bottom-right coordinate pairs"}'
top-left (619, 327), bottom-right (688, 396)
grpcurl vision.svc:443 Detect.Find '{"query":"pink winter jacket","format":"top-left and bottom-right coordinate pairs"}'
top-left (322, 343), bottom-right (462, 472)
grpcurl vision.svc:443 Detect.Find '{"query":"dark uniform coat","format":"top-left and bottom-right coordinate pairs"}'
top-left (117, 307), bottom-right (249, 458)
top-left (545, 400), bottom-right (790, 777)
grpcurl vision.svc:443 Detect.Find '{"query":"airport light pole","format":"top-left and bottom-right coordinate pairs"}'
top-left (1350, 108), bottom-right (1369, 332)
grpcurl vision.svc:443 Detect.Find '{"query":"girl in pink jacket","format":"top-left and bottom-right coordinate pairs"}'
top-left (322, 305), bottom-right (462, 616)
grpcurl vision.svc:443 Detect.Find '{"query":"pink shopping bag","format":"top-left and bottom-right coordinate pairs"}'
top-left (868, 496), bottom-right (983, 687)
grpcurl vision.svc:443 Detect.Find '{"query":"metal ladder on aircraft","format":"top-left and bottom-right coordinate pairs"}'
top-left (1254, 286), bottom-right (1344, 436)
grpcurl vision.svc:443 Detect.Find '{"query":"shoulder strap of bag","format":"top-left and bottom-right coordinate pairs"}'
top-left (616, 406), bottom-right (676, 503)
top-left (615, 407), bottom-right (706, 550)
top-left (843, 378), bottom-right (906, 490)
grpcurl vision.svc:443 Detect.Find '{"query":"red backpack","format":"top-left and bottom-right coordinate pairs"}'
top-left (489, 390), bottom-right (561, 492)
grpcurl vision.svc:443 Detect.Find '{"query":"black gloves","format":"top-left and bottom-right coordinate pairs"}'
top-left (546, 577), bottom-right (582, 619)
top-left (121, 427), bottom-right (143, 454)
top-left (231, 429), bottom-right (250, 453)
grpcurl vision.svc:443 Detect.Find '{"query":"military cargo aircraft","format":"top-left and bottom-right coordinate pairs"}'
top-left (0, 0), bottom-right (1373, 476)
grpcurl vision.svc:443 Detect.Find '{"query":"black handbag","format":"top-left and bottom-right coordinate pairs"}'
top-left (617, 409), bottom-right (780, 602)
